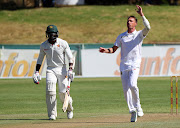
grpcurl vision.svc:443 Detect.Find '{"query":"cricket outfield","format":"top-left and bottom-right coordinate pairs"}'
top-left (0, 77), bottom-right (180, 128)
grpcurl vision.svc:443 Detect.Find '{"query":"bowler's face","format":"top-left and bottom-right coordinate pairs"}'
top-left (127, 17), bottom-right (137, 29)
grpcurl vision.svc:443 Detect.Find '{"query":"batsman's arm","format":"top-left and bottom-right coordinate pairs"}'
top-left (33, 64), bottom-right (42, 84)
top-left (64, 42), bottom-right (74, 69)
top-left (35, 46), bottom-right (45, 72)
top-left (99, 45), bottom-right (118, 53)
top-left (35, 64), bottom-right (41, 72)
top-left (65, 45), bottom-right (75, 81)
top-left (65, 47), bottom-right (74, 70)
top-left (33, 45), bottom-right (45, 84)
top-left (37, 45), bottom-right (46, 65)
top-left (69, 63), bottom-right (73, 70)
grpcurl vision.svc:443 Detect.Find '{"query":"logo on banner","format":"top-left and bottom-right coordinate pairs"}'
top-left (114, 48), bottom-right (180, 76)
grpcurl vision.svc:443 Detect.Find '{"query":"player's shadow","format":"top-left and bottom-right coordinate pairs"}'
top-left (0, 119), bottom-right (48, 121)
top-left (49, 121), bottom-right (126, 124)
top-left (0, 119), bottom-right (127, 123)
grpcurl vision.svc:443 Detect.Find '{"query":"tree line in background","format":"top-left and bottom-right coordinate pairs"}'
top-left (0, 0), bottom-right (179, 10)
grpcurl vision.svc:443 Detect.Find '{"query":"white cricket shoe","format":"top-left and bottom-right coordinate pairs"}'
top-left (131, 111), bottom-right (137, 122)
top-left (67, 111), bottom-right (73, 119)
top-left (49, 115), bottom-right (56, 120)
top-left (137, 108), bottom-right (144, 117)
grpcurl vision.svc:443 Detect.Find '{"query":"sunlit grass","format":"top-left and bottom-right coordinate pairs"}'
top-left (0, 5), bottom-right (180, 44)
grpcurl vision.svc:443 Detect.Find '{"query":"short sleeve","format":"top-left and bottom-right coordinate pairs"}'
top-left (37, 44), bottom-right (45, 65)
top-left (114, 35), bottom-right (121, 47)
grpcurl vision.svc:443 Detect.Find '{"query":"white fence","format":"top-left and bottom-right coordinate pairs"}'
top-left (0, 44), bottom-right (179, 78)
top-left (81, 45), bottom-right (180, 77)
top-left (0, 48), bottom-right (76, 78)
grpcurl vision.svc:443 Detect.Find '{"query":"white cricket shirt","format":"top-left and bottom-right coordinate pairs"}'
top-left (37, 38), bottom-right (73, 68)
top-left (114, 30), bottom-right (145, 71)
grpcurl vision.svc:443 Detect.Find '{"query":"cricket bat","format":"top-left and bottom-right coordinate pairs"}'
top-left (62, 76), bottom-right (71, 112)
top-left (62, 56), bottom-right (75, 112)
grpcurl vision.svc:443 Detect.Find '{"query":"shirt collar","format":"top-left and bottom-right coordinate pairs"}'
top-left (126, 30), bottom-right (137, 35)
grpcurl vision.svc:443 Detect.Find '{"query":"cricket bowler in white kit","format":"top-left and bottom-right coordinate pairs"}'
top-left (99, 5), bottom-right (150, 122)
top-left (33, 25), bottom-right (74, 120)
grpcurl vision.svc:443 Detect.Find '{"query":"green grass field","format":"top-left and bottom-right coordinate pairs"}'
top-left (0, 77), bottom-right (180, 128)
top-left (0, 5), bottom-right (180, 44)
top-left (0, 4), bottom-right (180, 128)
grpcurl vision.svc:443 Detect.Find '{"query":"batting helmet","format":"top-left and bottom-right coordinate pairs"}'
top-left (46, 25), bottom-right (58, 33)
top-left (46, 25), bottom-right (59, 43)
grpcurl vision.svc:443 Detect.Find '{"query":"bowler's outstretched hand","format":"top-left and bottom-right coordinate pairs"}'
top-left (99, 47), bottom-right (106, 53)
top-left (136, 5), bottom-right (144, 16)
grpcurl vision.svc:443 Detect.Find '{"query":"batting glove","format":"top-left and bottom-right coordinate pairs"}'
top-left (68, 69), bottom-right (75, 82)
top-left (33, 71), bottom-right (41, 84)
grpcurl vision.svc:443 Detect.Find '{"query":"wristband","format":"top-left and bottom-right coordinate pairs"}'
top-left (108, 49), bottom-right (111, 53)
top-left (69, 65), bottom-right (73, 70)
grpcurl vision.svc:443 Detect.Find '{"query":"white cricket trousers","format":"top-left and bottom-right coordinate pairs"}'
top-left (46, 67), bottom-right (67, 117)
top-left (121, 68), bottom-right (142, 113)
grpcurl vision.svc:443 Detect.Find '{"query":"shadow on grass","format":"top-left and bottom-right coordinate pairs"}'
top-left (0, 119), bottom-right (128, 124)
top-left (48, 121), bottom-right (125, 124)
top-left (0, 119), bottom-right (48, 121)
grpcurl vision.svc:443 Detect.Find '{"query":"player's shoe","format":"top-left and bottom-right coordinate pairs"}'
top-left (137, 108), bottom-right (144, 117)
top-left (67, 110), bottom-right (73, 119)
top-left (49, 115), bottom-right (56, 120)
top-left (131, 111), bottom-right (137, 122)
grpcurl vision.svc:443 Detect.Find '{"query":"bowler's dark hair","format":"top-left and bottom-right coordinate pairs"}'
top-left (128, 16), bottom-right (138, 23)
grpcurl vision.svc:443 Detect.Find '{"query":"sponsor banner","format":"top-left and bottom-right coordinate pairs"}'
top-left (81, 49), bottom-right (120, 77)
top-left (0, 49), bottom-right (76, 78)
top-left (0, 49), bottom-right (42, 78)
top-left (81, 45), bottom-right (180, 77)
